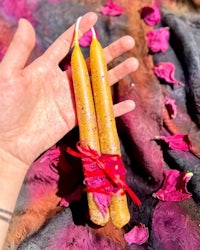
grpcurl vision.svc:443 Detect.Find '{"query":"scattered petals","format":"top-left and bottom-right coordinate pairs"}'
top-left (155, 134), bottom-right (192, 151)
top-left (146, 27), bottom-right (170, 53)
top-left (141, 4), bottom-right (161, 26)
top-left (153, 170), bottom-right (193, 201)
top-left (99, 1), bottom-right (124, 16)
top-left (164, 96), bottom-right (177, 119)
top-left (124, 224), bottom-right (149, 245)
top-left (79, 28), bottom-right (99, 47)
top-left (59, 186), bottom-right (83, 207)
top-left (154, 62), bottom-right (184, 86)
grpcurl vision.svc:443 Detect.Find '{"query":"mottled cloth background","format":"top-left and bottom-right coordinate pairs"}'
top-left (1, 0), bottom-right (200, 249)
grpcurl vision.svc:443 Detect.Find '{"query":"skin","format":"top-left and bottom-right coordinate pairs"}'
top-left (0, 12), bottom-right (139, 249)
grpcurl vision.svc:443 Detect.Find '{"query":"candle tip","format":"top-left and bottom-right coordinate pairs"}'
top-left (74, 16), bottom-right (82, 44)
top-left (91, 27), bottom-right (97, 39)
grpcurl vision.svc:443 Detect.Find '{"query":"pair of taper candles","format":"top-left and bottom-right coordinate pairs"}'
top-left (71, 17), bottom-right (130, 228)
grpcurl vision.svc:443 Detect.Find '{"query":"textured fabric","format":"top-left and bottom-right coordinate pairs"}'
top-left (1, 0), bottom-right (200, 249)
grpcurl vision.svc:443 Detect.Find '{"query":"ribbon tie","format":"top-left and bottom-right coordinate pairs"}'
top-left (66, 141), bottom-right (141, 206)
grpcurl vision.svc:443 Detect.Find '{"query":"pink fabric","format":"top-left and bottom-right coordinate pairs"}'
top-left (164, 96), bottom-right (177, 119)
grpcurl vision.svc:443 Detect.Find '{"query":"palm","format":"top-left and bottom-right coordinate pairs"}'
top-left (0, 60), bottom-right (75, 164)
top-left (0, 13), bottom-right (138, 166)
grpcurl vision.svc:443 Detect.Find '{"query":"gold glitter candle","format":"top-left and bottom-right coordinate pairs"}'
top-left (90, 28), bottom-right (130, 228)
top-left (71, 17), bottom-right (109, 226)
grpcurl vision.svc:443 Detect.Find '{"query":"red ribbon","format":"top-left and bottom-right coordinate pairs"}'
top-left (66, 141), bottom-right (141, 206)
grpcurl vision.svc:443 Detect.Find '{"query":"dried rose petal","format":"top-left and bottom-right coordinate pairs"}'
top-left (146, 27), bottom-right (170, 53)
top-left (155, 134), bottom-right (192, 151)
top-left (99, 1), bottom-right (124, 16)
top-left (153, 170), bottom-right (193, 201)
top-left (124, 224), bottom-right (149, 245)
top-left (154, 62), bottom-right (184, 86)
top-left (59, 186), bottom-right (83, 207)
top-left (164, 96), bottom-right (177, 119)
top-left (141, 4), bottom-right (161, 26)
top-left (79, 28), bottom-right (99, 47)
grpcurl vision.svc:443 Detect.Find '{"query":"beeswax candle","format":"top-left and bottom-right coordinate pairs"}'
top-left (90, 28), bottom-right (130, 228)
top-left (71, 17), bottom-right (109, 226)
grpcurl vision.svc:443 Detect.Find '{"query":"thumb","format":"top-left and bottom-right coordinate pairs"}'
top-left (1, 18), bottom-right (36, 75)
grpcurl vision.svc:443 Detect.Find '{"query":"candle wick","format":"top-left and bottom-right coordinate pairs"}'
top-left (91, 27), bottom-right (97, 39)
top-left (74, 16), bottom-right (82, 45)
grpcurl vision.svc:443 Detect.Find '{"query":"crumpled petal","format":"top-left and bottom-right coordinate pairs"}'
top-left (164, 96), bottom-right (177, 119)
top-left (124, 224), bottom-right (149, 245)
top-left (155, 134), bottom-right (192, 151)
top-left (99, 1), bottom-right (124, 16)
top-left (153, 170), bottom-right (193, 201)
top-left (60, 186), bottom-right (83, 207)
top-left (146, 27), bottom-right (170, 53)
top-left (154, 62), bottom-right (184, 86)
top-left (141, 4), bottom-right (161, 26)
top-left (79, 28), bottom-right (99, 47)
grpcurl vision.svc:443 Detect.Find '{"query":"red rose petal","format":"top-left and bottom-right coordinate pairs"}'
top-left (124, 224), bottom-right (149, 245)
top-left (156, 134), bottom-right (192, 151)
top-left (154, 62), bottom-right (184, 86)
top-left (141, 4), bottom-right (161, 26)
top-left (99, 1), bottom-right (124, 16)
top-left (79, 28), bottom-right (99, 47)
top-left (153, 170), bottom-right (193, 201)
top-left (146, 27), bottom-right (170, 53)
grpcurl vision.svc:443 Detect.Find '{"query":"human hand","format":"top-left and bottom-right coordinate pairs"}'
top-left (0, 12), bottom-right (139, 167)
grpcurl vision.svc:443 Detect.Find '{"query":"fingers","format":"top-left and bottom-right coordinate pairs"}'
top-left (104, 36), bottom-right (135, 64)
top-left (43, 12), bottom-right (98, 63)
top-left (0, 19), bottom-right (35, 75)
top-left (108, 57), bottom-right (139, 85)
top-left (113, 100), bottom-right (135, 117)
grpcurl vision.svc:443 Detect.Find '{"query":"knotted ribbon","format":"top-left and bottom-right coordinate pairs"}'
top-left (66, 141), bottom-right (141, 206)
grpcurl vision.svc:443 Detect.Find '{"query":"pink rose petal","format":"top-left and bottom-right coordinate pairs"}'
top-left (124, 224), bottom-right (149, 245)
top-left (154, 62), bottom-right (184, 86)
top-left (146, 27), bottom-right (170, 53)
top-left (99, 1), bottom-right (124, 16)
top-left (155, 134), bottom-right (192, 151)
top-left (79, 28), bottom-right (99, 47)
top-left (59, 186), bottom-right (83, 207)
top-left (141, 4), bottom-right (161, 26)
top-left (153, 170), bottom-right (193, 201)
top-left (164, 96), bottom-right (177, 119)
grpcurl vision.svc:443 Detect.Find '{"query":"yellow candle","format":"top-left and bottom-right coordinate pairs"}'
top-left (71, 17), bottom-right (109, 226)
top-left (90, 28), bottom-right (130, 228)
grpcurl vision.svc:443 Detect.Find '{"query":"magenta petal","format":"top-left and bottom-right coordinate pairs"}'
top-left (141, 4), bottom-right (161, 26)
top-left (99, 1), bottom-right (124, 16)
top-left (156, 134), bottom-right (192, 151)
top-left (79, 29), bottom-right (99, 47)
top-left (154, 62), bottom-right (184, 86)
top-left (153, 170), bottom-right (193, 201)
top-left (93, 193), bottom-right (110, 216)
top-left (124, 224), bottom-right (149, 245)
top-left (146, 27), bottom-right (170, 53)
top-left (164, 97), bottom-right (177, 119)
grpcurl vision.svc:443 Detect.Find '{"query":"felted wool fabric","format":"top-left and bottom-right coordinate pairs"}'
top-left (1, 0), bottom-right (200, 249)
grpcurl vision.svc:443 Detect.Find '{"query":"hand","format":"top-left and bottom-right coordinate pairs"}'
top-left (0, 12), bottom-right (139, 167)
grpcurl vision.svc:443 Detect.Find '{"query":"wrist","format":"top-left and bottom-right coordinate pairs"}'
top-left (0, 148), bottom-right (29, 211)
